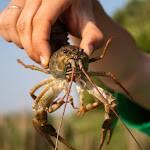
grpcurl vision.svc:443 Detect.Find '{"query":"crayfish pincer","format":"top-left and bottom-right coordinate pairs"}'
top-left (17, 38), bottom-right (142, 150)
top-left (33, 110), bottom-right (75, 150)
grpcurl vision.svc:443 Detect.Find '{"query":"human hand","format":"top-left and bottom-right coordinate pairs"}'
top-left (0, 0), bottom-right (104, 68)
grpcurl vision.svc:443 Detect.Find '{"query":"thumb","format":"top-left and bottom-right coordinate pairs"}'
top-left (80, 21), bottom-right (104, 56)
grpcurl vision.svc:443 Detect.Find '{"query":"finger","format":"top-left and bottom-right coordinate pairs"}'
top-left (3, 7), bottom-right (24, 48)
top-left (17, 0), bottom-right (42, 62)
top-left (80, 21), bottom-right (104, 56)
top-left (1, 0), bottom-right (25, 47)
top-left (32, 0), bottom-right (72, 67)
top-left (0, 8), bottom-right (12, 42)
top-left (72, 0), bottom-right (104, 56)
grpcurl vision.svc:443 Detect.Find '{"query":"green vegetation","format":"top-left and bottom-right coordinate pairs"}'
top-left (113, 0), bottom-right (150, 52)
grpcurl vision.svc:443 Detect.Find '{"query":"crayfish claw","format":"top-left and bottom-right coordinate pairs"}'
top-left (99, 129), bottom-right (107, 150)
top-left (107, 128), bottom-right (113, 145)
top-left (57, 135), bottom-right (76, 150)
top-left (44, 134), bottom-right (56, 149)
top-left (33, 110), bottom-right (75, 150)
top-left (99, 128), bottom-right (114, 150)
top-left (48, 95), bottom-right (66, 113)
top-left (75, 106), bottom-right (86, 118)
top-left (75, 101), bottom-right (101, 118)
top-left (99, 98), bottom-right (118, 149)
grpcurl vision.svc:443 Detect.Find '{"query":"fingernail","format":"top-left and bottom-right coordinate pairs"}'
top-left (40, 56), bottom-right (49, 67)
top-left (89, 44), bottom-right (94, 56)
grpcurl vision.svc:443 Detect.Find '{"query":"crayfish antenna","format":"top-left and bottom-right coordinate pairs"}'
top-left (55, 67), bottom-right (75, 150)
top-left (81, 67), bottom-right (143, 150)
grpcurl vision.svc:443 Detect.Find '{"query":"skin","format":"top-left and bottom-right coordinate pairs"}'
top-left (0, 0), bottom-right (150, 109)
top-left (0, 0), bottom-right (103, 67)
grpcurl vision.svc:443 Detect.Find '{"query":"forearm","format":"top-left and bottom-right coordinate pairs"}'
top-left (70, 0), bottom-right (150, 109)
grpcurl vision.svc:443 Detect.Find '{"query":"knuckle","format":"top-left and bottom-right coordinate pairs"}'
top-left (1, 19), bottom-right (12, 31)
top-left (16, 20), bottom-right (27, 34)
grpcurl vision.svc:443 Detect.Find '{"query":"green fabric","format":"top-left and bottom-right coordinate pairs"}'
top-left (114, 92), bottom-right (150, 136)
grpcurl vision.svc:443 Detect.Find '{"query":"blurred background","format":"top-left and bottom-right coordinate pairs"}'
top-left (0, 0), bottom-right (150, 150)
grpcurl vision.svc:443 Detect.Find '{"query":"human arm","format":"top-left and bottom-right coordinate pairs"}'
top-left (70, 0), bottom-right (150, 109)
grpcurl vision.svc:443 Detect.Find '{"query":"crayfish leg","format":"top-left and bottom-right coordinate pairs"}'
top-left (89, 36), bottom-right (116, 63)
top-left (75, 79), bottom-right (102, 117)
top-left (33, 82), bottom-right (56, 110)
top-left (30, 77), bottom-right (55, 100)
top-left (48, 95), bottom-right (66, 113)
top-left (76, 78), bottom-right (118, 149)
top-left (87, 71), bottom-right (134, 101)
top-left (75, 101), bottom-right (101, 118)
top-left (17, 59), bottom-right (51, 73)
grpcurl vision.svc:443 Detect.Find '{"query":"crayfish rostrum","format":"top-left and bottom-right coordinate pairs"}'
top-left (17, 19), bottom-right (142, 150)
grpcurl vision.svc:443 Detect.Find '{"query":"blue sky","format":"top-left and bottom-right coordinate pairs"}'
top-left (0, 0), bottom-right (129, 115)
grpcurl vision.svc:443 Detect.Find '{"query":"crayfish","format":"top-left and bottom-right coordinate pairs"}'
top-left (17, 19), bottom-right (142, 150)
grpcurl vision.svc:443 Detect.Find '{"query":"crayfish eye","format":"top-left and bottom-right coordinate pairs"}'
top-left (63, 50), bottom-right (68, 53)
